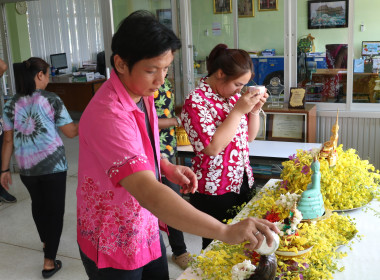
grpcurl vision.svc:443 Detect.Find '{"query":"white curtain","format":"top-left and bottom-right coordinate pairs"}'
top-left (27, 0), bottom-right (104, 71)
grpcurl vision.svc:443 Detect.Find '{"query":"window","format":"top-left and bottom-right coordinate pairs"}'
top-left (27, 0), bottom-right (104, 72)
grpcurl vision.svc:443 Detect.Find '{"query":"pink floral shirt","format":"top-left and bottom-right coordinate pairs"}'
top-left (77, 70), bottom-right (162, 270)
top-left (181, 78), bottom-right (254, 196)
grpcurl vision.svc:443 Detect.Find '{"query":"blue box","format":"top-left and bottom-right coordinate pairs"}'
top-left (257, 56), bottom-right (284, 85)
top-left (306, 56), bottom-right (327, 69)
top-left (354, 59), bottom-right (364, 73)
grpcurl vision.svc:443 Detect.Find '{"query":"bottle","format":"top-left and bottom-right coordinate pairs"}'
top-left (51, 66), bottom-right (56, 77)
top-left (255, 231), bottom-right (280, 255)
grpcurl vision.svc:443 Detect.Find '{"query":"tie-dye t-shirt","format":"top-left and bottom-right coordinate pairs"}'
top-left (2, 89), bottom-right (73, 176)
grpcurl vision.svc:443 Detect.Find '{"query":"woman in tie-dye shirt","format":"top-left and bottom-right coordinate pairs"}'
top-left (1, 57), bottom-right (78, 278)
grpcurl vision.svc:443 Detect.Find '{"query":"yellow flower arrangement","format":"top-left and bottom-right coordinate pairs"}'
top-left (188, 146), bottom-right (378, 279)
top-left (280, 145), bottom-right (380, 210)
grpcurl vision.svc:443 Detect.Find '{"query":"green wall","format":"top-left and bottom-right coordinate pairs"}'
top-left (5, 3), bottom-right (31, 62)
top-left (5, 0), bottom-right (380, 64)
top-left (297, 0), bottom-right (379, 58)
top-left (112, 0), bottom-right (171, 29)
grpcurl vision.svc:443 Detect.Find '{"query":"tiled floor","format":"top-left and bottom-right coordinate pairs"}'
top-left (0, 135), bottom-right (202, 280)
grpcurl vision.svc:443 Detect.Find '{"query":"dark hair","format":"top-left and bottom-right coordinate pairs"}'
top-left (110, 10), bottom-right (181, 72)
top-left (13, 57), bottom-right (49, 96)
top-left (207, 44), bottom-right (254, 82)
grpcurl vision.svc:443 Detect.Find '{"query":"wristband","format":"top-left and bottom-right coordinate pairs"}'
top-left (174, 116), bottom-right (182, 127)
top-left (249, 108), bottom-right (266, 117)
top-left (1, 168), bottom-right (10, 173)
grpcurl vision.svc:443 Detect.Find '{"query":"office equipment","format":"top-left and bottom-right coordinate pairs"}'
top-left (50, 53), bottom-right (68, 75)
top-left (361, 41), bottom-right (380, 57)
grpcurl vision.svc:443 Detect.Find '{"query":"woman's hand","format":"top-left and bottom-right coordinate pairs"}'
top-left (250, 89), bottom-right (269, 114)
top-left (219, 217), bottom-right (280, 251)
top-left (0, 171), bottom-right (12, 191)
top-left (160, 159), bottom-right (198, 194)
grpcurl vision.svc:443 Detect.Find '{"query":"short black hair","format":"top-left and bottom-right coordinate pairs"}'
top-left (111, 10), bottom-right (181, 71)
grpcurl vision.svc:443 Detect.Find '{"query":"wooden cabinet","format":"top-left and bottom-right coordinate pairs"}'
top-left (46, 76), bottom-right (106, 112)
top-left (262, 103), bottom-right (316, 143)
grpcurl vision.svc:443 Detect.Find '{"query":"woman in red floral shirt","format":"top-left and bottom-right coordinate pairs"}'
top-left (181, 44), bottom-right (269, 249)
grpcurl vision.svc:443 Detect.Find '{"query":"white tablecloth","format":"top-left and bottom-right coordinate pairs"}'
top-left (177, 179), bottom-right (380, 280)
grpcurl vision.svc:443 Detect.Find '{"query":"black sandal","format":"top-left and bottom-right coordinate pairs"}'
top-left (42, 260), bottom-right (62, 279)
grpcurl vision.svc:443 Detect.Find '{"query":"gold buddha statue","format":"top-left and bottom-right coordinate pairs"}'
top-left (319, 110), bottom-right (339, 166)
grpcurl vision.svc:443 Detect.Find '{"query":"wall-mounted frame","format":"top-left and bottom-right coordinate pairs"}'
top-left (156, 9), bottom-right (172, 30)
top-left (308, 0), bottom-right (348, 29)
top-left (258, 0), bottom-right (278, 11)
top-left (214, 0), bottom-right (232, 14)
top-left (238, 0), bottom-right (254, 17)
top-left (267, 114), bottom-right (305, 142)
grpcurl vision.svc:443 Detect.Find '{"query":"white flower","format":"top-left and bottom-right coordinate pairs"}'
top-left (191, 94), bottom-right (203, 104)
top-left (231, 260), bottom-right (256, 280)
top-left (193, 139), bottom-right (204, 152)
top-left (205, 181), bottom-right (218, 193)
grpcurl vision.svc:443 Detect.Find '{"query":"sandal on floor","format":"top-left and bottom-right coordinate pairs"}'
top-left (42, 260), bottom-right (62, 279)
top-left (172, 252), bottom-right (192, 270)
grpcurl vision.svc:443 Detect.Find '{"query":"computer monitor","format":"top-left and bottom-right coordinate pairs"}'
top-left (362, 41), bottom-right (380, 57)
top-left (50, 53), bottom-right (68, 75)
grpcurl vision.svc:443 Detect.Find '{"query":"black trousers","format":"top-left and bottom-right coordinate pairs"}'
top-left (20, 171), bottom-right (67, 260)
top-left (79, 233), bottom-right (169, 280)
top-left (161, 176), bottom-right (187, 256)
top-left (190, 174), bottom-right (251, 249)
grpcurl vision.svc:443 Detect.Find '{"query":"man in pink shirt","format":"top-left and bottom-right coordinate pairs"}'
top-left (77, 10), bottom-right (279, 280)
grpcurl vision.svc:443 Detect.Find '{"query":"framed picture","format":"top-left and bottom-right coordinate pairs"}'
top-left (308, 0), bottom-right (348, 29)
top-left (258, 0), bottom-right (278, 11)
top-left (289, 87), bottom-right (306, 109)
top-left (255, 112), bottom-right (266, 140)
top-left (156, 9), bottom-right (172, 30)
top-left (238, 0), bottom-right (254, 17)
top-left (214, 0), bottom-right (232, 14)
top-left (267, 114), bottom-right (305, 142)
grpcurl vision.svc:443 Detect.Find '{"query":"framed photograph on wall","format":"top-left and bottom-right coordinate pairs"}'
top-left (214, 0), bottom-right (232, 14)
top-left (308, 0), bottom-right (348, 29)
top-left (156, 9), bottom-right (172, 30)
top-left (238, 0), bottom-right (254, 17)
top-left (258, 0), bottom-right (278, 11)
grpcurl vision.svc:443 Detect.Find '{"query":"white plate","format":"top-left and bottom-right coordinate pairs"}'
top-left (332, 196), bottom-right (373, 213)
top-left (275, 246), bottom-right (313, 257)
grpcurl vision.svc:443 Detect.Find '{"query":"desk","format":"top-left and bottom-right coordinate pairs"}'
top-left (310, 69), bottom-right (378, 103)
top-left (177, 179), bottom-right (380, 280)
top-left (46, 76), bottom-right (106, 112)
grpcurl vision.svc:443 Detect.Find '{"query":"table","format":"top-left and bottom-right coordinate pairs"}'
top-left (178, 140), bottom-right (321, 178)
top-left (310, 69), bottom-right (378, 103)
top-left (177, 179), bottom-right (380, 280)
top-left (46, 75), bottom-right (106, 112)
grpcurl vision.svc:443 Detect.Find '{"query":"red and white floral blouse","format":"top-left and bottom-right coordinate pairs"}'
top-left (181, 78), bottom-right (254, 196)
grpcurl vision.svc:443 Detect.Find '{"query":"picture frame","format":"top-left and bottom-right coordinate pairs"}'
top-left (258, 0), bottom-right (278, 11)
top-left (238, 0), bottom-right (254, 17)
top-left (156, 9), bottom-right (172, 30)
top-left (214, 0), bottom-right (232, 14)
top-left (255, 112), bottom-right (266, 140)
top-left (308, 0), bottom-right (348, 29)
top-left (289, 87), bottom-right (306, 109)
top-left (267, 114), bottom-right (305, 142)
